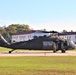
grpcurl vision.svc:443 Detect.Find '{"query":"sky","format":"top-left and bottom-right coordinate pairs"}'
top-left (0, 0), bottom-right (76, 32)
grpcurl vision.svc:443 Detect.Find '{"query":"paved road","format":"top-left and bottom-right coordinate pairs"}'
top-left (0, 51), bottom-right (76, 56)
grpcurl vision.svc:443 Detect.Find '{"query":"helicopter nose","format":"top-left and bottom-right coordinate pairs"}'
top-left (73, 44), bottom-right (76, 48)
top-left (69, 41), bottom-right (76, 49)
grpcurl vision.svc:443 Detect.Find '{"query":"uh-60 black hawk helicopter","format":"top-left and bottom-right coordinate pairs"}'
top-left (0, 31), bottom-right (76, 53)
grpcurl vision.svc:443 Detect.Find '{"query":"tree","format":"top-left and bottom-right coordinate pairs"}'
top-left (8, 24), bottom-right (30, 34)
top-left (0, 24), bottom-right (31, 42)
top-left (70, 30), bottom-right (73, 32)
top-left (62, 30), bottom-right (67, 33)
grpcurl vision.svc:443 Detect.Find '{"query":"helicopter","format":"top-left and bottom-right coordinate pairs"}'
top-left (0, 31), bottom-right (76, 53)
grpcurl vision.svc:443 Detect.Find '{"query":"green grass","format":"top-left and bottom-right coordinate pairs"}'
top-left (0, 47), bottom-right (76, 75)
top-left (0, 56), bottom-right (76, 75)
top-left (0, 47), bottom-right (10, 52)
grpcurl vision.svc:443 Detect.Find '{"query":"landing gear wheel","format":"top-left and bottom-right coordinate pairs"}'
top-left (61, 49), bottom-right (65, 53)
top-left (53, 50), bottom-right (56, 53)
top-left (9, 51), bottom-right (12, 53)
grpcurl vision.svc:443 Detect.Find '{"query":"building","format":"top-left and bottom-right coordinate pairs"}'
top-left (11, 30), bottom-right (76, 44)
top-left (11, 30), bottom-right (50, 43)
top-left (58, 32), bottom-right (76, 44)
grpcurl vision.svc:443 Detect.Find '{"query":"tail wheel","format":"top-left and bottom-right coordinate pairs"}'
top-left (9, 51), bottom-right (12, 53)
top-left (53, 42), bottom-right (56, 53)
top-left (8, 49), bottom-right (15, 53)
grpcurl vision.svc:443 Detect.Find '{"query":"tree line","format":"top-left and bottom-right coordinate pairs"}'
top-left (0, 24), bottom-right (31, 42)
top-left (0, 24), bottom-right (74, 42)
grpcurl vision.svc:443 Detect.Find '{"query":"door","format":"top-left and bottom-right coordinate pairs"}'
top-left (43, 41), bottom-right (53, 49)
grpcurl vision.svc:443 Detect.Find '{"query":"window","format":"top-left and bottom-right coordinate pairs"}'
top-left (75, 42), bottom-right (76, 44)
top-left (28, 35), bottom-right (29, 38)
top-left (75, 36), bottom-right (76, 39)
top-left (30, 35), bottom-right (31, 38)
top-left (34, 36), bottom-right (37, 39)
top-left (67, 36), bottom-right (68, 39)
top-left (19, 36), bottom-right (25, 40)
top-left (69, 36), bottom-right (71, 39)
top-left (44, 35), bottom-right (47, 37)
top-left (12, 40), bottom-right (16, 42)
top-left (43, 41), bottom-right (53, 46)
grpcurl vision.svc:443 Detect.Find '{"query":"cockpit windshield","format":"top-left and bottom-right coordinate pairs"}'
top-left (69, 41), bottom-right (76, 45)
top-left (68, 40), bottom-right (76, 49)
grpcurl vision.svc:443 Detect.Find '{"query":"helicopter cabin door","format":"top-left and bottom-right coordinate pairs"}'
top-left (43, 41), bottom-right (53, 50)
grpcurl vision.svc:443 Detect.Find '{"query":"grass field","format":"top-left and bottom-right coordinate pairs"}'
top-left (0, 47), bottom-right (76, 75)
top-left (0, 56), bottom-right (76, 75)
top-left (0, 47), bottom-right (10, 52)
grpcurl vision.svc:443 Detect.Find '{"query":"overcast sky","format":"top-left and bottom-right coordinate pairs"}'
top-left (0, 0), bottom-right (76, 31)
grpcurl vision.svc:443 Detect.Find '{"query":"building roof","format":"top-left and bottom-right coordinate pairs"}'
top-left (12, 30), bottom-right (52, 36)
top-left (58, 32), bottom-right (76, 36)
top-left (12, 30), bottom-right (35, 36)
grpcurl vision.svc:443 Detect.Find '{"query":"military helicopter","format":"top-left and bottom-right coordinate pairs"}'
top-left (0, 31), bottom-right (76, 53)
